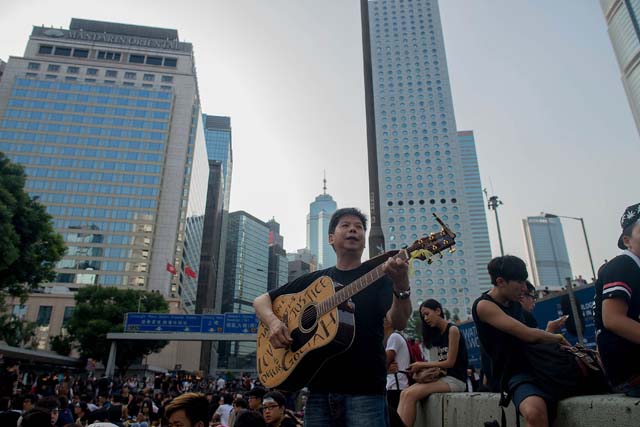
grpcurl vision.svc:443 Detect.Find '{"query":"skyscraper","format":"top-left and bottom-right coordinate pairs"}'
top-left (0, 19), bottom-right (208, 303)
top-left (601, 0), bottom-right (640, 136)
top-left (362, 0), bottom-right (491, 318)
top-left (202, 114), bottom-right (233, 314)
top-left (267, 218), bottom-right (289, 291)
top-left (0, 59), bottom-right (6, 82)
top-left (220, 210), bottom-right (269, 369)
top-left (522, 216), bottom-right (573, 291)
top-left (306, 178), bottom-right (337, 269)
top-left (458, 131), bottom-right (492, 293)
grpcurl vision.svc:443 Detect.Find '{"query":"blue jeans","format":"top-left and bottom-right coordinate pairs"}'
top-left (304, 392), bottom-right (389, 427)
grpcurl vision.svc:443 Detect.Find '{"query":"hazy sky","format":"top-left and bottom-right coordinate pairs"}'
top-left (1, 0), bottom-right (637, 282)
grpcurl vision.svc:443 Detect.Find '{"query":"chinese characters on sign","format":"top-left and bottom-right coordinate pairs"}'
top-left (124, 313), bottom-right (257, 334)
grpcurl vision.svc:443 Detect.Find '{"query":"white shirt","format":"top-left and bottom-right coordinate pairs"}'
top-left (215, 403), bottom-right (233, 426)
top-left (385, 332), bottom-right (411, 390)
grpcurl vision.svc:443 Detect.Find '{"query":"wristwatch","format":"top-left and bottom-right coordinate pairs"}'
top-left (393, 287), bottom-right (411, 300)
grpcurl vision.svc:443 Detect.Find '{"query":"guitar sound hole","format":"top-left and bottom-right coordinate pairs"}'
top-left (300, 305), bottom-right (318, 331)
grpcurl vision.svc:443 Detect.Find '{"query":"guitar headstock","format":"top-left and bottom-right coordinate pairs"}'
top-left (406, 213), bottom-right (457, 264)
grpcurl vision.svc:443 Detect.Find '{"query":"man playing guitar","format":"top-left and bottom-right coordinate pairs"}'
top-left (254, 207), bottom-right (412, 427)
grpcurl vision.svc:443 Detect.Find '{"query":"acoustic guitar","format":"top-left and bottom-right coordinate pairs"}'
top-left (256, 213), bottom-right (456, 391)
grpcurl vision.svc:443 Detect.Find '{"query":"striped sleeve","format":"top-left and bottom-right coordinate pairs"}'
top-left (602, 281), bottom-right (632, 302)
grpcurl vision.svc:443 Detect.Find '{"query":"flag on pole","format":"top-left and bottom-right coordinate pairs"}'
top-left (166, 262), bottom-right (177, 275)
top-left (185, 266), bottom-right (197, 279)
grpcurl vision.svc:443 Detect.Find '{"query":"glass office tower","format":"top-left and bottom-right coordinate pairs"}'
top-left (523, 216), bottom-right (573, 291)
top-left (0, 19), bottom-right (208, 301)
top-left (364, 0), bottom-right (491, 319)
top-left (307, 187), bottom-right (337, 269)
top-left (220, 210), bottom-right (269, 369)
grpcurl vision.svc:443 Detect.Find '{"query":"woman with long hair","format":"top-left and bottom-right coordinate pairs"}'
top-left (396, 299), bottom-right (468, 426)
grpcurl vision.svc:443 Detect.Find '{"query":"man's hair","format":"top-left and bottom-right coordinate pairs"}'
top-left (245, 386), bottom-right (266, 399)
top-left (328, 208), bottom-right (367, 235)
top-left (525, 280), bottom-right (536, 294)
top-left (233, 398), bottom-right (248, 409)
top-left (164, 393), bottom-right (209, 426)
top-left (21, 408), bottom-right (51, 427)
top-left (235, 409), bottom-right (267, 427)
top-left (262, 390), bottom-right (286, 407)
top-left (487, 255), bottom-right (528, 285)
top-left (36, 395), bottom-right (60, 411)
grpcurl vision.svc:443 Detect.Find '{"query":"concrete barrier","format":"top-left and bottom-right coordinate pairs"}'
top-left (413, 393), bottom-right (640, 426)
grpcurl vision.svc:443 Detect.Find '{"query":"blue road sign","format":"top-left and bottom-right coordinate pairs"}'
top-left (223, 313), bottom-right (259, 334)
top-left (202, 315), bottom-right (225, 333)
top-left (125, 313), bottom-right (202, 333)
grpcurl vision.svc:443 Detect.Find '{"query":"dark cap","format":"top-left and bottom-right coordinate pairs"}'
top-left (618, 203), bottom-right (640, 249)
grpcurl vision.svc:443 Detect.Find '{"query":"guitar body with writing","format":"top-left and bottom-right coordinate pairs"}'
top-left (256, 214), bottom-right (456, 391)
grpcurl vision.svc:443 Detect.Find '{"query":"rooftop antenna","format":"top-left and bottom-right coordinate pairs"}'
top-left (323, 170), bottom-right (327, 195)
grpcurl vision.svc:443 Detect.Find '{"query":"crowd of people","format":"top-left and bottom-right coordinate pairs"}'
top-left (0, 368), bottom-right (305, 427)
top-left (2, 204), bottom-right (640, 427)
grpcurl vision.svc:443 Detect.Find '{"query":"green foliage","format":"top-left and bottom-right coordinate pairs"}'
top-left (0, 152), bottom-right (66, 301)
top-left (403, 309), bottom-right (423, 340)
top-left (67, 286), bottom-right (169, 375)
top-left (0, 313), bottom-right (36, 347)
top-left (50, 334), bottom-right (73, 356)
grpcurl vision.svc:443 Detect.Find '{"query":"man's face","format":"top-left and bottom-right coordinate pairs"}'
top-left (262, 403), bottom-right (284, 425)
top-left (328, 215), bottom-right (366, 254)
top-left (168, 409), bottom-right (203, 427)
top-left (498, 277), bottom-right (526, 302)
top-left (520, 289), bottom-right (536, 313)
top-left (50, 408), bottom-right (59, 426)
top-left (624, 222), bottom-right (640, 256)
top-left (23, 399), bottom-right (34, 411)
top-left (247, 396), bottom-right (261, 410)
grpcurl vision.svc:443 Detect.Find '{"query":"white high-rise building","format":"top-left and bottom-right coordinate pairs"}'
top-left (364, 0), bottom-right (491, 319)
top-left (601, 0), bottom-right (640, 136)
top-left (522, 216), bottom-right (573, 291)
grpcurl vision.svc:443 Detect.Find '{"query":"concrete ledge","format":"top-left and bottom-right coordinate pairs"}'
top-left (414, 393), bottom-right (640, 426)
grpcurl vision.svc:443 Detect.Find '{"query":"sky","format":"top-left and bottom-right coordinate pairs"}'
top-left (0, 0), bottom-right (637, 283)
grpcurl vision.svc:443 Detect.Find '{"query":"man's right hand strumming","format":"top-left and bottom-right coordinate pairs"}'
top-left (268, 318), bottom-right (293, 349)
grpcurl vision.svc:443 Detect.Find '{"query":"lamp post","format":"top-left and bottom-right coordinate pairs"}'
top-left (137, 294), bottom-right (147, 312)
top-left (543, 213), bottom-right (597, 281)
top-left (484, 189), bottom-right (504, 256)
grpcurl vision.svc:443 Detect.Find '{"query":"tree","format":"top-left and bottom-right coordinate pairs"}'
top-left (67, 286), bottom-right (169, 376)
top-left (0, 152), bottom-right (66, 299)
top-left (403, 309), bottom-right (423, 340)
top-left (50, 334), bottom-right (73, 356)
top-left (0, 152), bottom-right (65, 343)
top-left (0, 313), bottom-right (36, 347)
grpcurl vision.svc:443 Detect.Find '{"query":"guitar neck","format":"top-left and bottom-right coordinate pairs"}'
top-left (318, 250), bottom-right (409, 316)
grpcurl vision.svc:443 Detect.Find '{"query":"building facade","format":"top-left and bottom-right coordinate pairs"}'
top-left (267, 218), bottom-right (289, 291)
top-left (220, 211), bottom-right (269, 369)
top-left (601, 0), bottom-right (640, 136)
top-left (522, 216), bottom-right (573, 291)
top-left (363, 0), bottom-right (491, 319)
top-left (0, 19), bottom-right (208, 304)
top-left (306, 185), bottom-right (337, 269)
top-left (202, 115), bottom-right (233, 314)
top-left (457, 131), bottom-right (492, 293)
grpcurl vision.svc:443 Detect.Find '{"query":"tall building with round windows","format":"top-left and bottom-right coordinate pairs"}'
top-left (363, 0), bottom-right (492, 319)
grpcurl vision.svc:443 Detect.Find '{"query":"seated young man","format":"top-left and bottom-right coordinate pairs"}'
top-left (594, 203), bottom-right (640, 396)
top-left (472, 255), bottom-right (567, 427)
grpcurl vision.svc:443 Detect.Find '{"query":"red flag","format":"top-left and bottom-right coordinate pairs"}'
top-left (185, 266), bottom-right (197, 279)
top-left (166, 263), bottom-right (177, 275)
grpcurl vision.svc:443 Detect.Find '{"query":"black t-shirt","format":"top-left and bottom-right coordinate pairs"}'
top-left (472, 292), bottom-right (530, 387)
top-left (594, 253), bottom-right (640, 386)
top-left (522, 310), bottom-right (538, 329)
top-left (428, 323), bottom-right (468, 383)
top-left (268, 264), bottom-right (393, 394)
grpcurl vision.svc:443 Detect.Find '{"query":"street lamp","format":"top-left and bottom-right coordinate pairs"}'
top-left (543, 213), bottom-right (597, 281)
top-left (137, 294), bottom-right (147, 312)
top-left (484, 189), bottom-right (504, 256)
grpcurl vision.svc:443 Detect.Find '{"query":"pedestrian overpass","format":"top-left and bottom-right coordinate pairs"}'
top-left (104, 312), bottom-right (258, 377)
